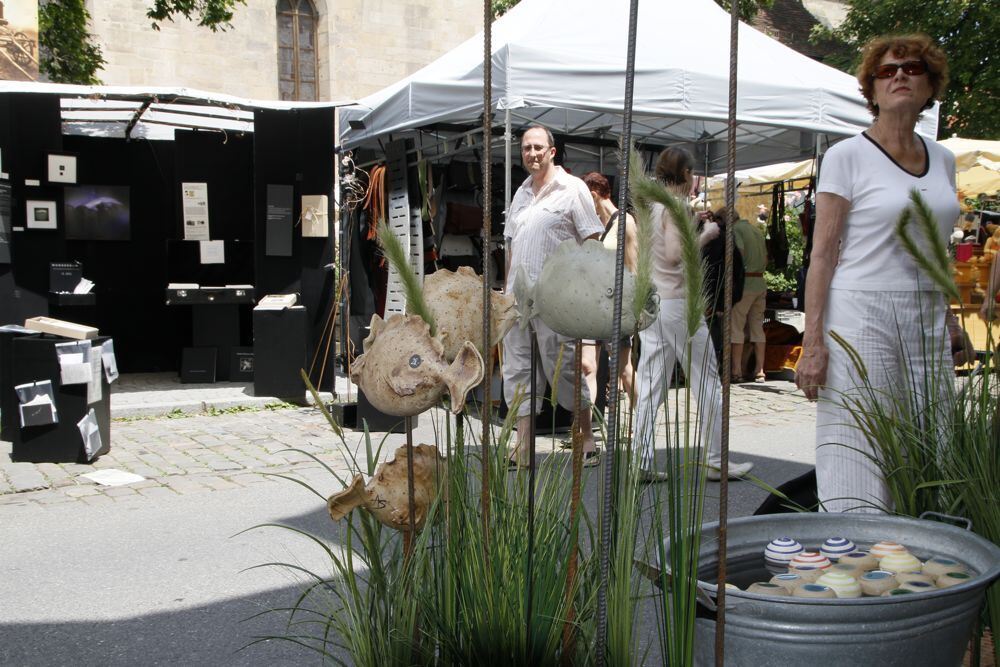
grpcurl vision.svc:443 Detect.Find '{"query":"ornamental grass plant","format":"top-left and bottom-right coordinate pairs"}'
top-left (631, 155), bottom-right (714, 667)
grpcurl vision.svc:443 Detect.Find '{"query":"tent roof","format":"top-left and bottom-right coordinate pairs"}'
top-left (0, 81), bottom-right (352, 141)
top-left (340, 0), bottom-right (937, 170)
top-left (939, 137), bottom-right (1000, 172)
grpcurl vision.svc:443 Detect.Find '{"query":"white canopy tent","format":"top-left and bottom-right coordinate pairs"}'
top-left (340, 0), bottom-right (937, 172)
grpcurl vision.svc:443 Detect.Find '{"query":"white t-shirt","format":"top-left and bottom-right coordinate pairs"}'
top-left (504, 166), bottom-right (604, 291)
top-left (818, 132), bottom-right (959, 291)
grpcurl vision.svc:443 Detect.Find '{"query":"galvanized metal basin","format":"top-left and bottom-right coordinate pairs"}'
top-left (669, 513), bottom-right (1000, 666)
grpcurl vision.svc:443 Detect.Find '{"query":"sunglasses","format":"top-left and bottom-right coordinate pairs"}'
top-left (873, 60), bottom-right (927, 79)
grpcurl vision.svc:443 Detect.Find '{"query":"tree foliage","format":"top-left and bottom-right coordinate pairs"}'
top-left (147, 0), bottom-right (247, 32)
top-left (38, 0), bottom-right (247, 85)
top-left (815, 0), bottom-right (998, 139)
top-left (38, 0), bottom-right (106, 84)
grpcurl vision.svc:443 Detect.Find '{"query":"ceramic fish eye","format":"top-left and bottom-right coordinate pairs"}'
top-left (409, 354), bottom-right (422, 368)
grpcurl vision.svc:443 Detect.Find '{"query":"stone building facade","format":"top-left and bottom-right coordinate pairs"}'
top-left (84, 0), bottom-right (484, 102)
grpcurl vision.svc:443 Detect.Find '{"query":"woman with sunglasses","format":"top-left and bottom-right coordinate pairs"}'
top-left (796, 35), bottom-right (959, 513)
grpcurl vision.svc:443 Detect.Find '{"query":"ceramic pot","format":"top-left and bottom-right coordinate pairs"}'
top-left (513, 239), bottom-right (658, 340)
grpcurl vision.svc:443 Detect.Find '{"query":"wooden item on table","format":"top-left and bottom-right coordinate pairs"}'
top-left (23, 316), bottom-right (98, 340)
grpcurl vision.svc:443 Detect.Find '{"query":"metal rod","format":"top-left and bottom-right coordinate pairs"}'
top-left (716, 0), bottom-right (742, 663)
top-left (525, 332), bottom-right (539, 658)
top-left (480, 0), bottom-right (494, 542)
top-left (561, 341), bottom-right (585, 664)
top-left (595, 0), bottom-right (641, 662)
top-left (405, 415), bottom-right (417, 560)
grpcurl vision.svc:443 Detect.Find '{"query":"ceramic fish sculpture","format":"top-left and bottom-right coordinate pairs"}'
top-left (422, 266), bottom-right (517, 362)
top-left (513, 238), bottom-right (658, 340)
top-left (351, 313), bottom-right (484, 416)
top-left (327, 443), bottom-right (446, 532)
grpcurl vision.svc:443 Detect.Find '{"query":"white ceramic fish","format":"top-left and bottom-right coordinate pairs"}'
top-left (351, 314), bottom-right (484, 417)
top-left (513, 239), bottom-right (658, 340)
top-left (421, 266), bottom-right (517, 362)
top-left (327, 443), bottom-right (446, 532)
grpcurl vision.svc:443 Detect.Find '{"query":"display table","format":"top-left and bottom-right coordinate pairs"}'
top-left (0, 331), bottom-right (112, 463)
top-left (166, 286), bottom-right (255, 382)
top-left (253, 306), bottom-right (306, 401)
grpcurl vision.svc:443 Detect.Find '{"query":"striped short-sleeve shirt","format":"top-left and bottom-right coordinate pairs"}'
top-left (504, 167), bottom-right (604, 292)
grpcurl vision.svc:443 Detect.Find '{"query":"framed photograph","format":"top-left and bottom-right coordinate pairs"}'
top-left (64, 185), bottom-right (130, 241)
top-left (47, 153), bottom-right (78, 184)
top-left (25, 200), bottom-right (57, 230)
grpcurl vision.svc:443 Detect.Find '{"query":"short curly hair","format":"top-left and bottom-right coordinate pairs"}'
top-left (582, 171), bottom-right (611, 199)
top-left (856, 34), bottom-right (949, 118)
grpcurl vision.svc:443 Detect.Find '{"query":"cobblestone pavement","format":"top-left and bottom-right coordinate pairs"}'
top-left (0, 379), bottom-right (814, 508)
top-left (110, 372), bottom-right (345, 418)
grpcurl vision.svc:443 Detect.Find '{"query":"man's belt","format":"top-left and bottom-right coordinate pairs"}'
top-left (745, 272), bottom-right (764, 277)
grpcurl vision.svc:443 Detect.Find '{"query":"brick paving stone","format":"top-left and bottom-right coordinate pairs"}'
top-left (101, 486), bottom-right (139, 497)
top-left (7, 467), bottom-right (49, 493)
top-left (226, 472), bottom-right (269, 485)
top-left (63, 486), bottom-right (101, 497)
top-left (162, 478), bottom-right (207, 494)
top-left (136, 486), bottom-right (178, 499)
top-left (198, 476), bottom-right (240, 491)
top-left (37, 495), bottom-right (78, 505)
top-left (80, 495), bottom-right (115, 506)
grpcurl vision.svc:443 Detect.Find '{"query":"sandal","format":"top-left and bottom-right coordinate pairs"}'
top-left (754, 372), bottom-right (766, 383)
top-left (507, 450), bottom-right (530, 470)
top-left (582, 450), bottom-right (601, 468)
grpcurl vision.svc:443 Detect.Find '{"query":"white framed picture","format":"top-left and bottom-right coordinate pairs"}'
top-left (47, 153), bottom-right (78, 184)
top-left (25, 200), bottom-right (57, 230)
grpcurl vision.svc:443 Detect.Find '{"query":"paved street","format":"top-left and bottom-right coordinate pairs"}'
top-left (0, 375), bottom-right (816, 665)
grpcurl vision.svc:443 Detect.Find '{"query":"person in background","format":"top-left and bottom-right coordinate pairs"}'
top-left (580, 171), bottom-right (638, 407)
top-left (633, 147), bottom-right (755, 482)
top-left (503, 125), bottom-right (605, 469)
top-left (796, 34), bottom-right (957, 513)
top-left (700, 208), bottom-right (744, 365)
top-left (731, 216), bottom-right (768, 382)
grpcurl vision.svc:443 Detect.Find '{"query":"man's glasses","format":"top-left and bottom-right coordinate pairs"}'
top-left (873, 60), bottom-right (927, 79)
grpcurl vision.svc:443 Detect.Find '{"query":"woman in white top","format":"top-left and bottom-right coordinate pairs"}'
top-left (796, 34), bottom-right (958, 513)
top-left (580, 171), bottom-right (639, 405)
top-left (633, 147), bottom-right (754, 482)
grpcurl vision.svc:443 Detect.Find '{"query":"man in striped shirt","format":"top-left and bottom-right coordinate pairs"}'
top-left (503, 125), bottom-right (605, 468)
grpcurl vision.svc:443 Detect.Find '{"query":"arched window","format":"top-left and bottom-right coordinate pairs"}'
top-left (277, 0), bottom-right (318, 101)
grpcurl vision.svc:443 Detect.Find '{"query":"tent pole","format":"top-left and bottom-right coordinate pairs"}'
top-left (505, 108), bottom-right (512, 214)
top-left (716, 0), bottom-right (742, 662)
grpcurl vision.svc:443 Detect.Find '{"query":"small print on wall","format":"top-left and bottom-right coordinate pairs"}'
top-left (25, 200), bottom-right (57, 230)
top-left (47, 153), bottom-right (77, 184)
top-left (64, 186), bottom-right (130, 241)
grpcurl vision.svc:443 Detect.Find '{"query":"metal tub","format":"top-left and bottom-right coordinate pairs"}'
top-left (670, 513), bottom-right (1000, 666)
